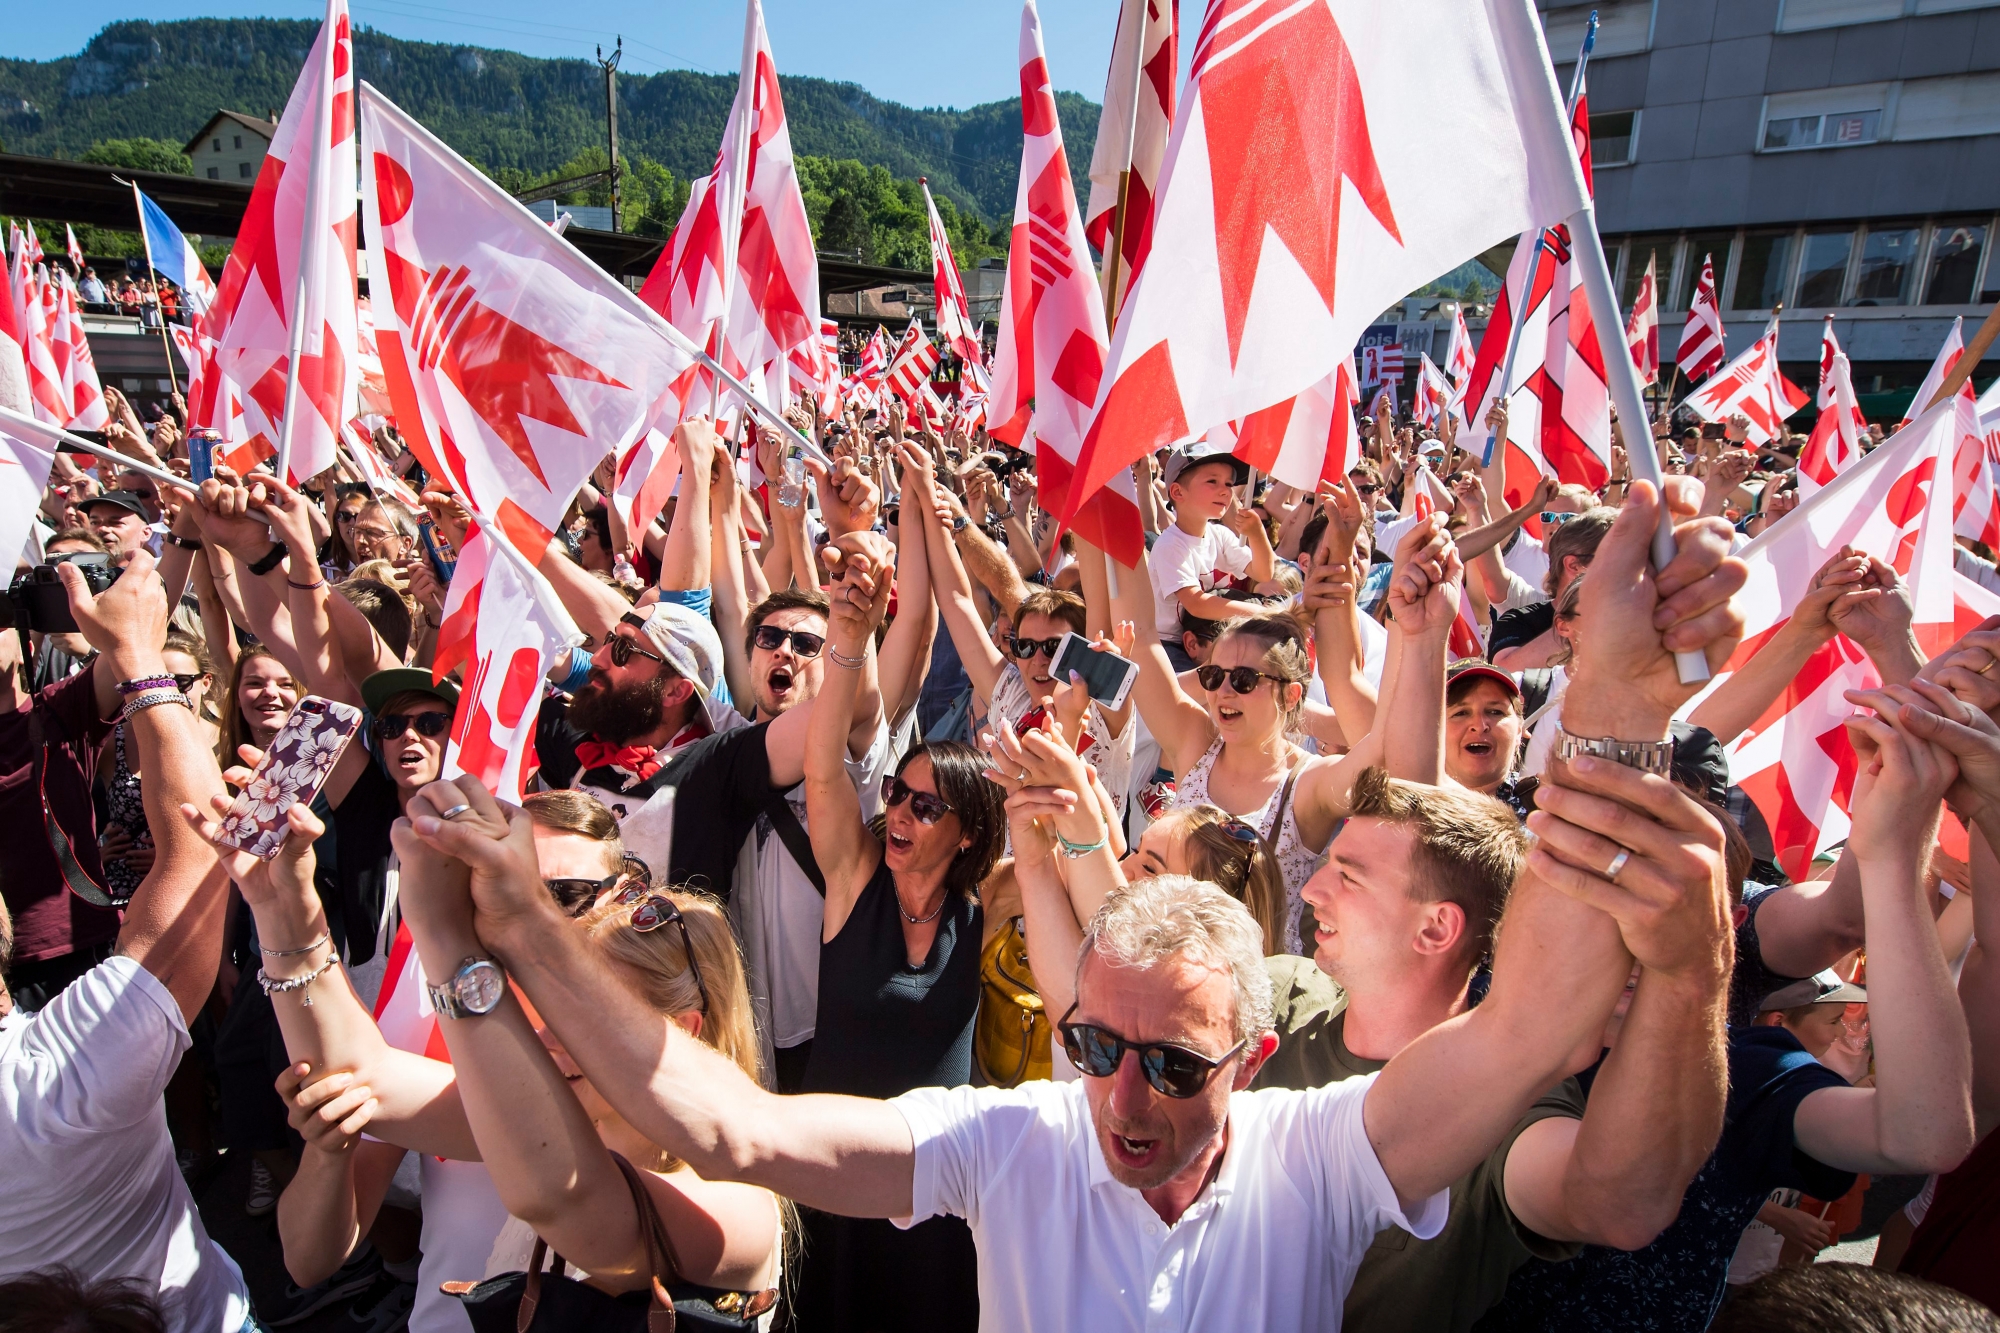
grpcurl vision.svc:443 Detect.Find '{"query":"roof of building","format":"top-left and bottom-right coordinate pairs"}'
top-left (182, 110), bottom-right (278, 156)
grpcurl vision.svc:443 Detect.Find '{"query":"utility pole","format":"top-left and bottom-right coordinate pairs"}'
top-left (597, 37), bottom-right (623, 232)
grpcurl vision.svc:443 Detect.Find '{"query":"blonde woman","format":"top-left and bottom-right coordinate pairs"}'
top-left (1123, 803), bottom-right (1290, 956)
top-left (181, 781), bottom-right (782, 1323)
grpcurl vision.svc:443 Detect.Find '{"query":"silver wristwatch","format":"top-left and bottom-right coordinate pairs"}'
top-left (1553, 726), bottom-right (1675, 777)
top-left (427, 957), bottom-right (506, 1019)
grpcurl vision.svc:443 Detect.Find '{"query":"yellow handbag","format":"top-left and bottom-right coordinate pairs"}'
top-left (975, 915), bottom-right (1052, 1086)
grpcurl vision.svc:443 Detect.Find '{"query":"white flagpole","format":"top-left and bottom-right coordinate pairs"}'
top-left (706, 0), bottom-right (760, 417)
top-left (1481, 11), bottom-right (1598, 467)
top-left (274, 0), bottom-right (337, 485)
top-left (0, 404), bottom-right (198, 495)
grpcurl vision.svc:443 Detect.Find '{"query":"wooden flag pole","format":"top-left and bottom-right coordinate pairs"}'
top-left (115, 178), bottom-right (183, 398)
top-left (1925, 300), bottom-right (2000, 411)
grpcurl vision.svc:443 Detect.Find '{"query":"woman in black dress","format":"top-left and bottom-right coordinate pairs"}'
top-left (796, 530), bottom-right (1004, 1331)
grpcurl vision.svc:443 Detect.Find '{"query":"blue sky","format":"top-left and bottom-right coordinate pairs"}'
top-left (4, 1), bottom-right (1132, 110)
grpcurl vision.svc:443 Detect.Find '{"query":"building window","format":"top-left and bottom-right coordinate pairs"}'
top-left (1923, 221), bottom-right (1987, 304)
top-left (207, 167), bottom-right (220, 180)
top-left (1588, 111), bottom-right (1639, 168)
top-left (1852, 226), bottom-right (1920, 304)
top-left (212, 138), bottom-right (222, 152)
top-left (1673, 233), bottom-right (1733, 310)
top-left (1732, 232), bottom-right (1796, 311)
top-left (1621, 234), bottom-right (1676, 308)
top-left (1777, 0), bottom-right (1903, 32)
top-left (233, 134), bottom-right (242, 149)
top-left (240, 161), bottom-right (253, 179)
top-left (1797, 230), bottom-right (1855, 307)
top-left (1763, 108), bottom-right (1881, 150)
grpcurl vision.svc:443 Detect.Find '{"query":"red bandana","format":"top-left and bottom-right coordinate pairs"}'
top-left (574, 740), bottom-right (662, 781)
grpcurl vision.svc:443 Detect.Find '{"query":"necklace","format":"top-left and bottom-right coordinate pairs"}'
top-left (896, 885), bottom-right (946, 924)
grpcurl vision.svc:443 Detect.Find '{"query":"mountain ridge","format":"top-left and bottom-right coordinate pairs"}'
top-left (0, 19), bottom-right (1099, 223)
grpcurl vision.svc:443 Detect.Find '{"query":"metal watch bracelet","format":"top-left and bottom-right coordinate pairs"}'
top-left (1552, 726), bottom-right (1675, 777)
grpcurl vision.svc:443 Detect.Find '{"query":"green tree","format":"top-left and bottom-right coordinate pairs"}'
top-left (81, 137), bottom-right (193, 175)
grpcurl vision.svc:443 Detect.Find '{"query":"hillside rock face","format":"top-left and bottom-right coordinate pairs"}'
top-left (0, 18), bottom-right (1098, 221)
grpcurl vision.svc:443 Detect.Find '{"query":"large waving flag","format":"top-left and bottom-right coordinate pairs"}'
top-left (51, 274), bottom-right (108, 429)
top-left (0, 242), bottom-right (27, 416)
top-left (0, 408), bottom-right (63, 562)
top-left (1900, 316), bottom-right (1964, 429)
top-left (1796, 317), bottom-right (1865, 496)
top-left (1219, 359), bottom-right (1359, 493)
top-left (923, 180), bottom-right (985, 369)
top-left (1676, 254), bottom-right (1725, 382)
top-left (1699, 402), bottom-right (1969, 879)
top-left (134, 186), bottom-right (219, 319)
top-left (1066, 0), bottom-right (1590, 538)
top-left (990, 0), bottom-right (1144, 561)
top-left (1085, 0), bottom-right (1179, 307)
top-left (1682, 317), bottom-right (1809, 446)
top-left (1951, 383), bottom-right (2000, 549)
top-left (199, 0), bottom-right (357, 482)
top-left (13, 248), bottom-right (65, 426)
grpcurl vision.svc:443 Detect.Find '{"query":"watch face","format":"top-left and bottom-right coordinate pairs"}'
top-left (457, 960), bottom-right (505, 1014)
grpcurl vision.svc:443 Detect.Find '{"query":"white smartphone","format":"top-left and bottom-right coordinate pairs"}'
top-left (1050, 632), bottom-right (1139, 711)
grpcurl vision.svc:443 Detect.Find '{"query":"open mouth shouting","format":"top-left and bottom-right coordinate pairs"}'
top-left (885, 829), bottom-right (915, 856)
top-left (1460, 737), bottom-right (1495, 759)
top-left (1215, 702), bottom-right (1246, 725)
top-left (765, 665), bottom-right (797, 705)
top-left (1102, 1121), bottom-right (1167, 1173)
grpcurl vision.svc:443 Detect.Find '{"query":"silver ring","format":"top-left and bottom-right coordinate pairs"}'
top-left (437, 803), bottom-right (474, 822)
top-left (1605, 849), bottom-right (1632, 883)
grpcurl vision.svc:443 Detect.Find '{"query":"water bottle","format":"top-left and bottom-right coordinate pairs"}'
top-left (780, 446), bottom-right (808, 508)
top-left (612, 552), bottom-right (640, 589)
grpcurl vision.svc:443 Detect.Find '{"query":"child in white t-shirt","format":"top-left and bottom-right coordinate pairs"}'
top-left (1147, 450), bottom-right (1277, 667)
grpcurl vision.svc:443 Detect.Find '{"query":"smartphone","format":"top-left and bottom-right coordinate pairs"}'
top-left (188, 430), bottom-right (219, 483)
top-left (212, 697), bottom-right (365, 860)
top-left (417, 519), bottom-right (458, 584)
top-left (1050, 632), bottom-right (1139, 710)
top-left (61, 429), bottom-right (109, 455)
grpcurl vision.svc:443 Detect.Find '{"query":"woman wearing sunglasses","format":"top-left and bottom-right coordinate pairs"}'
top-left (792, 529), bottom-right (1004, 1331)
top-left (1097, 519), bottom-right (1457, 954)
top-left (182, 783), bottom-right (782, 1326)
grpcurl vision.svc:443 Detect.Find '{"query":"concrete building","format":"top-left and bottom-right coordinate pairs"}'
top-left (1560, 0), bottom-right (2000, 406)
top-left (183, 110), bottom-right (276, 184)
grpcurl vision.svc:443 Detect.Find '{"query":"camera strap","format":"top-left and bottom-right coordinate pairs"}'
top-left (28, 707), bottom-right (123, 910)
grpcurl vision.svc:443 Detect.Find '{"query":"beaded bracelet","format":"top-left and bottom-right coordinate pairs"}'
top-left (257, 952), bottom-right (339, 1005)
top-left (1056, 830), bottom-right (1109, 859)
top-left (121, 690), bottom-right (193, 723)
top-left (117, 675), bottom-right (177, 696)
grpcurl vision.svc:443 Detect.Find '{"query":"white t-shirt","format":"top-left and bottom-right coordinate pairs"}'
top-left (730, 721), bottom-right (895, 1055)
top-left (0, 956), bottom-right (252, 1333)
top-left (1504, 531), bottom-right (1549, 593)
top-left (1149, 522), bottom-right (1253, 638)
top-left (892, 1074), bottom-right (1445, 1332)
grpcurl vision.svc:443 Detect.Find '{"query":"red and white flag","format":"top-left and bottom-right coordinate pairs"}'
top-left (840, 325), bottom-right (891, 410)
top-left (1702, 401), bottom-right (1969, 879)
top-left (1676, 253), bottom-right (1725, 382)
top-left (923, 181), bottom-right (985, 369)
top-left (434, 524), bottom-right (578, 801)
top-left (1797, 317), bottom-right (1865, 496)
top-left (638, 0), bottom-right (821, 425)
top-left (1218, 358), bottom-right (1359, 493)
top-left (342, 421), bottom-right (424, 514)
top-left (52, 274), bottom-right (108, 429)
top-left (359, 83), bottom-right (703, 555)
top-left (1682, 317), bottom-right (1809, 446)
top-left (1401, 458), bottom-right (1485, 657)
top-left (199, 0), bottom-right (357, 483)
top-left (1413, 353), bottom-right (1451, 429)
top-left (989, 1), bottom-right (1144, 561)
top-left (1899, 316), bottom-right (1964, 429)
top-left (15, 254), bottom-right (65, 426)
top-left (884, 317), bottom-right (940, 411)
top-left (0, 238), bottom-right (27, 417)
top-left (64, 226), bottom-right (84, 275)
top-left (1086, 0), bottom-right (1179, 307)
top-left (1625, 251), bottom-right (1658, 387)
top-left (1951, 382), bottom-right (2000, 548)
top-left (352, 295), bottom-right (395, 423)
top-left (19, 224), bottom-right (44, 266)
top-left (0, 407), bottom-right (64, 563)
top-left (803, 316), bottom-right (842, 416)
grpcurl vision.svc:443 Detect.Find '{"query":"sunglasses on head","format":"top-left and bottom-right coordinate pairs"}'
top-left (1056, 1003), bottom-right (1246, 1099)
top-left (544, 871), bottom-right (623, 917)
top-left (619, 892), bottom-right (710, 1013)
top-left (753, 625), bottom-right (826, 658)
top-left (1194, 664), bottom-right (1284, 696)
top-left (882, 774), bottom-right (953, 825)
top-left (1540, 511), bottom-right (1581, 527)
top-left (372, 711), bottom-right (452, 740)
top-left (1216, 817), bottom-right (1261, 845)
top-left (1009, 635), bottom-right (1064, 660)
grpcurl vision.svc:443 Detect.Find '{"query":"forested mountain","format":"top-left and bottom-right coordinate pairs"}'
top-left (0, 18), bottom-right (1099, 236)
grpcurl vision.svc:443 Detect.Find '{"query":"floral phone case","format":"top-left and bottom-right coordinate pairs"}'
top-left (213, 697), bottom-right (364, 860)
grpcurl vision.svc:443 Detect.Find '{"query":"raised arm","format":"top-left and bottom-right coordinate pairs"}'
top-left (434, 787), bottom-right (921, 1220)
top-left (1685, 548), bottom-right (1864, 746)
top-left (922, 467), bottom-right (1008, 707)
top-left (1107, 541), bottom-right (1214, 776)
top-left (64, 553), bottom-right (229, 1021)
top-left (804, 532), bottom-right (896, 932)
top-left (710, 438), bottom-right (757, 712)
top-left (1787, 696), bottom-right (1974, 1174)
top-left (878, 443), bottom-right (939, 728)
top-left (657, 418), bottom-right (716, 594)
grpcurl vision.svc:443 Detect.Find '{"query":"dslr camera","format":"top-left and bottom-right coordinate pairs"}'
top-left (7, 552), bottom-right (119, 635)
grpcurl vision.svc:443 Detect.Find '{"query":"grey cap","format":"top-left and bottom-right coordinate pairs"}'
top-left (636, 602), bottom-right (724, 700)
top-left (1759, 969), bottom-right (1867, 1011)
top-left (1162, 448), bottom-right (1250, 488)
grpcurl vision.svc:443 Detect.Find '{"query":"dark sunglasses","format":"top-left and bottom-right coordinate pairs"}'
top-left (1353, 481), bottom-right (1382, 495)
top-left (1195, 665), bottom-right (1284, 696)
top-left (1217, 818), bottom-right (1261, 844)
top-left (882, 774), bottom-right (953, 825)
top-left (1009, 635), bottom-right (1064, 660)
top-left (1540, 511), bottom-right (1581, 527)
top-left (752, 625), bottom-right (826, 658)
top-left (1056, 1003), bottom-right (1246, 1099)
top-left (620, 892), bottom-right (710, 1013)
top-left (603, 630), bottom-right (667, 669)
top-left (172, 673), bottom-right (205, 693)
top-left (372, 711), bottom-right (452, 740)
top-left (544, 872), bottom-right (623, 917)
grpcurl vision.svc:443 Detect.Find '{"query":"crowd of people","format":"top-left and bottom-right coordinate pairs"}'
top-left (3, 365), bottom-right (1999, 1333)
top-left (72, 267), bottom-right (190, 327)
